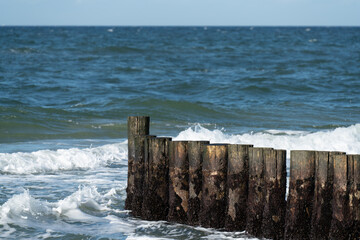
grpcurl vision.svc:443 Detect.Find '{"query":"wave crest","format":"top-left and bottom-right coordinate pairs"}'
top-left (0, 142), bottom-right (127, 174)
top-left (0, 186), bottom-right (126, 237)
top-left (174, 124), bottom-right (360, 157)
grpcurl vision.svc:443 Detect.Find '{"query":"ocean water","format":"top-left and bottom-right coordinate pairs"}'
top-left (0, 26), bottom-right (359, 239)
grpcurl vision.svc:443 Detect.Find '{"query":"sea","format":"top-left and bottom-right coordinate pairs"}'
top-left (0, 26), bottom-right (359, 239)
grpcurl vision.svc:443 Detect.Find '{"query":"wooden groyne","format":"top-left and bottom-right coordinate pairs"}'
top-left (125, 116), bottom-right (360, 239)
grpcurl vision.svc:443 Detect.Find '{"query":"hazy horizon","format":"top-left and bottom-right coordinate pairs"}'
top-left (2, 25), bottom-right (360, 27)
top-left (1, 0), bottom-right (359, 26)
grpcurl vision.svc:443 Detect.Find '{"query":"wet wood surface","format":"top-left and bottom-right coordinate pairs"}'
top-left (200, 144), bottom-right (228, 229)
top-left (125, 116), bottom-right (149, 211)
top-left (285, 150), bottom-right (315, 240)
top-left (187, 141), bottom-right (210, 226)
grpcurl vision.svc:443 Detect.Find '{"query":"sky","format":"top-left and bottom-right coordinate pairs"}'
top-left (0, 0), bottom-right (359, 26)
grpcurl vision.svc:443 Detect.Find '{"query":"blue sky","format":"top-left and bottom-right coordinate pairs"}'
top-left (0, 0), bottom-right (359, 26)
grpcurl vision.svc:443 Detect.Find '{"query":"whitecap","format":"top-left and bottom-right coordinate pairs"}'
top-left (0, 185), bottom-right (134, 236)
top-left (0, 189), bottom-right (52, 223)
top-left (0, 141), bottom-right (128, 174)
top-left (174, 123), bottom-right (360, 158)
top-left (54, 185), bottom-right (105, 221)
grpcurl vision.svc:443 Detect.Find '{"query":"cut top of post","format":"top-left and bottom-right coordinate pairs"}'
top-left (227, 144), bottom-right (253, 174)
top-left (170, 141), bottom-right (189, 168)
top-left (290, 150), bottom-right (316, 180)
top-left (127, 116), bottom-right (150, 136)
top-left (202, 144), bottom-right (228, 171)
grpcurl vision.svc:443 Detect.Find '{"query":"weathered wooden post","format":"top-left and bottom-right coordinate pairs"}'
top-left (349, 154), bottom-right (360, 239)
top-left (200, 144), bottom-right (228, 229)
top-left (141, 137), bottom-right (172, 221)
top-left (329, 154), bottom-right (351, 239)
top-left (311, 151), bottom-right (345, 239)
top-left (311, 151), bottom-right (333, 239)
top-left (141, 135), bottom-right (156, 218)
top-left (246, 147), bottom-right (269, 237)
top-left (285, 150), bottom-right (316, 239)
top-left (262, 149), bottom-right (287, 240)
top-left (187, 141), bottom-right (210, 226)
top-left (125, 116), bottom-right (150, 211)
top-left (168, 141), bottom-right (189, 224)
top-left (131, 135), bottom-right (149, 217)
top-left (225, 144), bottom-right (252, 231)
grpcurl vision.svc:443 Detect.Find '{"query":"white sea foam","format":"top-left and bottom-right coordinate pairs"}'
top-left (0, 186), bottom-right (128, 234)
top-left (0, 189), bottom-right (52, 221)
top-left (126, 237), bottom-right (169, 240)
top-left (1, 124), bottom-right (359, 175)
top-left (0, 141), bottom-right (128, 174)
top-left (0, 185), bottom-right (181, 238)
top-left (0, 186), bottom-right (259, 239)
top-left (55, 185), bottom-right (105, 221)
top-left (174, 124), bottom-right (360, 157)
top-left (0, 186), bottom-right (110, 221)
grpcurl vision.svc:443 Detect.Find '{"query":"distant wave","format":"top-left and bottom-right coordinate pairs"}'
top-left (9, 47), bottom-right (38, 54)
top-left (174, 123), bottom-right (360, 158)
top-left (94, 46), bottom-right (146, 54)
top-left (0, 141), bottom-right (127, 174)
top-left (114, 66), bottom-right (143, 73)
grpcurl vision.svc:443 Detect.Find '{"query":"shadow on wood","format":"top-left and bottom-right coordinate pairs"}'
top-left (187, 141), bottom-right (210, 226)
top-left (225, 144), bottom-right (252, 231)
top-left (142, 137), bottom-right (172, 221)
top-left (200, 144), bottom-right (228, 229)
top-left (125, 116), bottom-right (150, 211)
top-left (285, 150), bottom-right (315, 240)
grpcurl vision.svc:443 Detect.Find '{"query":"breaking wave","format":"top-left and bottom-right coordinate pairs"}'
top-left (174, 123), bottom-right (360, 157)
top-left (0, 141), bottom-right (128, 174)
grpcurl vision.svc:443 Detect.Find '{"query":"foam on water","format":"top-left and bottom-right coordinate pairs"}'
top-left (55, 185), bottom-right (106, 220)
top-left (0, 186), bottom-right (253, 239)
top-left (0, 124), bottom-right (359, 239)
top-left (174, 123), bottom-right (360, 157)
top-left (0, 186), bottom-right (129, 237)
top-left (0, 141), bottom-right (128, 174)
top-left (0, 186), bottom-right (114, 221)
top-left (0, 189), bottom-right (52, 222)
top-left (1, 124), bottom-right (359, 175)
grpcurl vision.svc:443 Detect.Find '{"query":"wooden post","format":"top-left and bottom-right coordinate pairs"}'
top-left (262, 149), bottom-right (287, 240)
top-left (246, 147), bottom-right (270, 237)
top-left (329, 154), bottom-right (351, 239)
top-left (200, 144), bottom-right (228, 229)
top-left (285, 150), bottom-right (315, 240)
top-left (225, 144), bottom-right (252, 231)
top-left (187, 141), bottom-right (210, 226)
top-left (141, 137), bottom-right (172, 221)
top-left (131, 135), bottom-right (148, 217)
top-left (141, 135), bottom-right (156, 218)
top-left (125, 116), bottom-right (150, 211)
top-left (349, 155), bottom-right (360, 239)
top-left (311, 151), bottom-right (345, 239)
top-left (168, 141), bottom-right (189, 224)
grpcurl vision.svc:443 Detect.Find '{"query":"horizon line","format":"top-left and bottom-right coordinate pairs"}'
top-left (1, 24), bottom-right (360, 28)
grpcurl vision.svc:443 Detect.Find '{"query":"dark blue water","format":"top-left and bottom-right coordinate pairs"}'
top-left (1, 27), bottom-right (359, 144)
top-left (0, 27), bottom-right (359, 239)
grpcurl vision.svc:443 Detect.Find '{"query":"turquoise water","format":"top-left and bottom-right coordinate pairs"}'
top-left (0, 26), bottom-right (359, 239)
